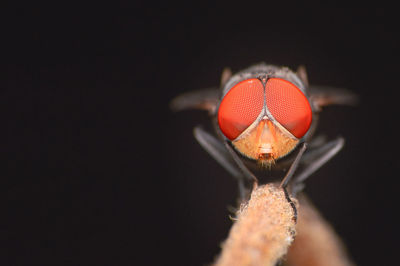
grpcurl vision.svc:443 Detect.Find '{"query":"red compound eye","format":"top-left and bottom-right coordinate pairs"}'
top-left (218, 78), bottom-right (264, 140)
top-left (265, 78), bottom-right (312, 138)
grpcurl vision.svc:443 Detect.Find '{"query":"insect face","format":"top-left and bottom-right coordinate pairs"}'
top-left (218, 76), bottom-right (312, 165)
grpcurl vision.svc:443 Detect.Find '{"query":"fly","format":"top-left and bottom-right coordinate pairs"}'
top-left (170, 63), bottom-right (356, 200)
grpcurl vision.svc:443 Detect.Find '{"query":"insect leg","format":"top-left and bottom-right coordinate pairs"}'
top-left (308, 85), bottom-right (358, 111)
top-left (169, 88), bottom-right (220, 115)
top-left (193, 126), bottom-right (248, 199)
top-left (279, 142), bottom-right (308, 189)
top-left (223, 140), bottom-right (259, 185)
top-left (279, 142), bottom-right (307, 223)
top-left (292, 137), bottom-right (345, 195)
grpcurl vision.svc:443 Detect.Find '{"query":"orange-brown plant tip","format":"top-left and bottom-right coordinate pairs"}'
top-left (214, 184), bottom-right (298, 266)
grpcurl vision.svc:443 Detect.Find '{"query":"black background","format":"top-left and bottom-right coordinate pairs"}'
top-left (2, 3), bottom-right (399, 266)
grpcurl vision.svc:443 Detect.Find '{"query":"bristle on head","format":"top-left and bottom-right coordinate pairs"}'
top-left (257, 153), bottom-right (275, 168)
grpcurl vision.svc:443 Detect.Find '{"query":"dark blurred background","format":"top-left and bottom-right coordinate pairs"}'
top-left (1, 2), bottom-right (399, 265)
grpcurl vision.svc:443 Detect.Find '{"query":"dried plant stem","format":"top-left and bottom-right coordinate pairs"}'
top-left (214, 184), bottom-right (298, 266)
top-left (285, 195), bottom-right (355, 266)
top-left (214, 185), bottom-right (355, 266)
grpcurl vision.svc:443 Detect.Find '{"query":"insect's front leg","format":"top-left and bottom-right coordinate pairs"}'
top-left (193, 126), bottom-right (250, 201)
top-left (291, 136), bottom-right (345, 195)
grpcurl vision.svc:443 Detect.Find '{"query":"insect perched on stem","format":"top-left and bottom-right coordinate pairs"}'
top-left (171, 63), bottom-right (356, 265)
top-left (171, 63), bottom-right (356, 200)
